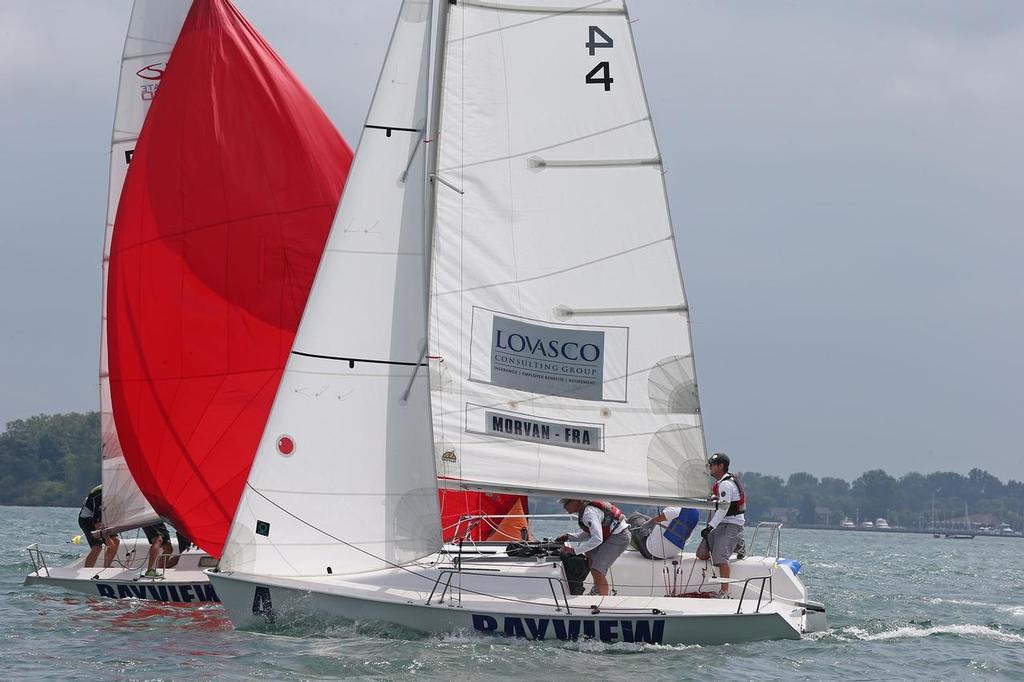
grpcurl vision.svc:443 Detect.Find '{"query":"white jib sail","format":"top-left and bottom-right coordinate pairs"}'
top-left (100, 0), bottom-right (191, 533)
top-left (429, 0), bottom-right (710, 506)
top-left (220, 0), bottom-right (441, 577)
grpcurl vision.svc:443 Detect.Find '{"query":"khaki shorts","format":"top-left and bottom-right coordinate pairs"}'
top-left (586, 530), bottom-right (630, 574)
top-left (697, 522), bottom-right (742, 565)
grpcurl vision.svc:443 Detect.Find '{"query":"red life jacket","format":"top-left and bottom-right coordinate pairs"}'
top-left (577, 500), bottom-right (625, 539)
top-left (712, 473), bottom-right (746, 516)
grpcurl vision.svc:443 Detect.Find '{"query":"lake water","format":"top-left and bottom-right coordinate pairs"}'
top-left (3, 506), bottom-right (1023, 680)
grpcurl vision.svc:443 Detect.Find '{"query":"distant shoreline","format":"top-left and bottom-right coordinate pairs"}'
top-left (784, 524), bottom-right (1022, 538)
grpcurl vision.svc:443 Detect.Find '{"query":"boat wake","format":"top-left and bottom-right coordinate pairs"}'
top-left (923, 597), bottom-right (1024, 618)
top-left (842, 624), bottom-right (1024, 644)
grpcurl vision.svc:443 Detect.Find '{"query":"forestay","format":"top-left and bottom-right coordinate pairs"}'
top-left (429, 0), bottom-right (710, 505)
top-left (100, 0), bottom-right (190, 533)
top-left (221, 0), bottom-right (441, 576)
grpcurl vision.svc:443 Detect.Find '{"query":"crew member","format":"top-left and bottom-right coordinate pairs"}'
top-left (555, 498), bottom-right (630, 596)
top-left (696, 452), bottom-right (746, 596)
top-left (141, 522), bottom-right (173, 578)
top-left (629, 506), bottom-right (701, 560)
top-left (78, 484), bottom-right (119, 569)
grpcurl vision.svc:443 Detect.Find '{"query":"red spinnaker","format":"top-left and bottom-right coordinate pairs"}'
top-left (107, 0), bottom-right (352, 557)
top-left (439, 491), bottom-right (531, 543)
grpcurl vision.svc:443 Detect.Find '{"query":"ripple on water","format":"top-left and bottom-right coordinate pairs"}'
top-left (4, 511), bottom-right (1024, 680)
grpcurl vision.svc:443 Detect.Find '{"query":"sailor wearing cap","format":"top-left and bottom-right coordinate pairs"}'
top-left (554, 498), bottom-right (630, 596)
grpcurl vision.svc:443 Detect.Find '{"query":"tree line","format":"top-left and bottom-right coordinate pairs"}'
top-left (2, 412), bottom-right (1023, 531)
top-left (739, 468), bottom-right (1024, 529)
top-left (0, 412), bottom-right (100, 507)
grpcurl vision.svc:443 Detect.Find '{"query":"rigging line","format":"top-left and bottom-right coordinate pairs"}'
top-left (109, 201), bottom-right (341, 254)
top-left (400, 341), bottom-right (429, 403)
top-left (452, 1), bottom-right (623, 44)
top-left (244, 484), bottom-right (656, 613)
top-left (436, 117), bottom-right (649, 173)
top-left (290, 350), bottom-right (426, 367)
top-left (401, 129), bottom-right (426, 182)
top-left (434, 236), bottom-right (670, 296)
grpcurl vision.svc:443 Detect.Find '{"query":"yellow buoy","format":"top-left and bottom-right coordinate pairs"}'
top-left (71, 535), bottom-right (83, 545)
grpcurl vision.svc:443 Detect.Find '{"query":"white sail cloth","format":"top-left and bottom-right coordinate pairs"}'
top-left (429, 0), bottom-right (710, 505)
top-left (221, 0), bottom-right (441, 577)
top-left (100, 0), bottom-right (190, 533)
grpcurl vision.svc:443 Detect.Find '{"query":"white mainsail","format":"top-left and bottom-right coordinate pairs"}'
top-left (100, 0), bottom-right (190, 532)
top-left (429, 0), bottom-right (710, 505)
top-left (220, 0), bottom-right (440, 576)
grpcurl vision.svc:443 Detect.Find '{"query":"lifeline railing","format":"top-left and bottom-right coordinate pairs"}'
top-left (748, 521), bottom-right (783, 559)
top-left (426, 568), bottom-right (574, 614)
top-left (731, 574), bottom-right (774, 615)
top-left (26, 544), bottom-right (49, 577)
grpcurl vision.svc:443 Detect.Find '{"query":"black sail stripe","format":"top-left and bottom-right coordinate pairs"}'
top-left (291, 350), bottom-right (425, 367)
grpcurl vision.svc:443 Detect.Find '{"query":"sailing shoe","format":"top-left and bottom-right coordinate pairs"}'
top-left (143, 569), bottom-right (160, 578)
top-left (588, 586), bottom-right (600, 596)
top-left (715, 591), bottom-right (731, 599)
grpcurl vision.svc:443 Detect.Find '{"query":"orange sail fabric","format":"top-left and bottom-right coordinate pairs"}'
top-left (439, 491), bottom-right (530, 543)
top-left (107, 0), bottom-right (352, 556)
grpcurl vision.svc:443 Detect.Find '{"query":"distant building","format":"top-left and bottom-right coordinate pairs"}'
top-left (947, 513), bottom-right (1000, 529)
top-left (766, 507), bottom-right (800, 523)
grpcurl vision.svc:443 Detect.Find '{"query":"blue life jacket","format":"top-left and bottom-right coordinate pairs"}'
top-left (663, 508), bottom-right (700, 549)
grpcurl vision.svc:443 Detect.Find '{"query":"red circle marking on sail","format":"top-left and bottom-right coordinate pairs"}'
top-left (277, 435), bottom-right (295, 457)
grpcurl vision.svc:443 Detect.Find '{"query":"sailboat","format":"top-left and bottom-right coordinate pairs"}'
top-left (24, 0), bottom-right (206, 601)
top-left (26, 0), bottom-right (352, 602)
top-left (208, 0), bottom-right (825, 645)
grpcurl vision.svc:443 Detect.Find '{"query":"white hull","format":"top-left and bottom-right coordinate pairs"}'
top-left (209, 549), bottom-right (825, 645)
top-left (24, 539), bottom-right (220, 604)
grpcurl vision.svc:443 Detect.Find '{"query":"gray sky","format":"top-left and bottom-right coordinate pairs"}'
top-left (1, 2), bottom-right (1021, 483)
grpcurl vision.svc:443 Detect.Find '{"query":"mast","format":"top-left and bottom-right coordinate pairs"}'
top-left (425, 0), bottom-right (451, 246)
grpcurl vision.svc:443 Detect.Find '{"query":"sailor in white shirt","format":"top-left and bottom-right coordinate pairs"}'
top-left (555, 498), bottom-right (630, 596)
top-left (696, 453), bottom-right (747, 596)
